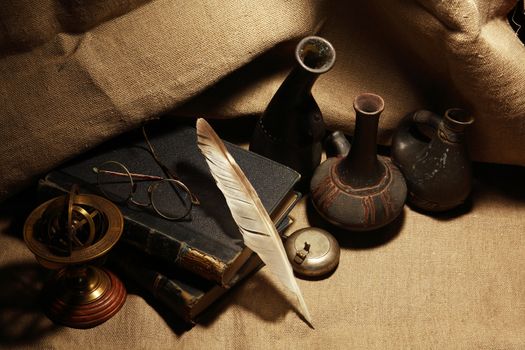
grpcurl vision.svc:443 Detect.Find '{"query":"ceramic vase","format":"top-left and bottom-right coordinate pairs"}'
top-left (249, 36), bottom-right (336, 189)
top-left (310, 93), bottom-right (407, 231)
top-left (391, 108), bottom-right (475, 211)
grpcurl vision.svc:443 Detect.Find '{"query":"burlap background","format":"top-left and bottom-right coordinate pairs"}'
top-left (1, 162), bottom-right (525, 349)
top-left (1, 0), bottom-right (524, 202)
top-left (1, 1), bottom-right (525, 348)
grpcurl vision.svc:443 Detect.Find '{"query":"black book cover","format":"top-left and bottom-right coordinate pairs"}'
top-left (39, 119), bottom-right (301, 286)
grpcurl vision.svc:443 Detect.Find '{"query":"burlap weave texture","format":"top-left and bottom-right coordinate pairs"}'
top-left (1, 0), bottom-right (524, 201)
top-left (1, 163), bottom-right (524, 349)
top-left (1, 1), bottom-right (525, 349)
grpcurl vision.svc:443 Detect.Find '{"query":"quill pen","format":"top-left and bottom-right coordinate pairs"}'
top-left (196, 118), bottom-right (313, 326)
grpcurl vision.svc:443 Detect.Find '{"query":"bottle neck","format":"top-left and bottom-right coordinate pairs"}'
top-left (260, 35), bottom-right (336, 139)
top-left (338, 111), bottom-right (384, 187)
top-left (437, 108), bottom-right (474, 144)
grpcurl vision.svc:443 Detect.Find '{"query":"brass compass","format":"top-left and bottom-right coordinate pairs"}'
top-left (23, 186), bottom-right (126, 329)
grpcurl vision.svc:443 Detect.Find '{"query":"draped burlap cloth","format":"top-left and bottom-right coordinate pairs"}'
top-left (1, 163), bottom-right (525, 349)
top-left (1, 2), bottom-right (525, 349)
top-left (0, 0), bottom-right (524, 201)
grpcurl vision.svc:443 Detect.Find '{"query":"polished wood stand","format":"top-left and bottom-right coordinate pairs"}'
top-left (43, 266), bottom-right (126, 329)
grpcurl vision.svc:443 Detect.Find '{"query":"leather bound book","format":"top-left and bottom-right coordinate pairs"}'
top-left (38, 120), bottom-right (301, 286)
top-left (109, 215), bottom-right (294, 325)
top-left (109, 245), bottom-right (264, 325)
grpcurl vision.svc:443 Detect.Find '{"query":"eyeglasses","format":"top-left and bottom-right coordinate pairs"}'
top-left (92, 127), bottom-right (199, 221)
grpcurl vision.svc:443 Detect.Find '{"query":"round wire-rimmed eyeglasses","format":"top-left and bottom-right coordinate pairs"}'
top-left (92, 127), bottom-right (199, 221)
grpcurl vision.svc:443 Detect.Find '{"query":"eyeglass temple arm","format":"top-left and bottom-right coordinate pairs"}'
top-left (92, 167), bottom-right (164, 181)
top-left (92, 167), bottom-right (200, 206)
top-left (142, 127), bottom-right (201, 206)
top-left (187, 188), bottom-right (200, 205)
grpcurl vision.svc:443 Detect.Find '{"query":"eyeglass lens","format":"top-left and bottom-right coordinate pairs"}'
top-left (96, 161), bottom-right (192, 220)
top-left (149, 179), bottom-right (192, 220)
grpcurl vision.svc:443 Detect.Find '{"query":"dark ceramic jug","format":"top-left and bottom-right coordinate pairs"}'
top-left (249, 36), bottom-right (336, 188)
top-left (391, 108), bottom-right (475, 212)
top-left (310, 93), bottom-right (407, 231)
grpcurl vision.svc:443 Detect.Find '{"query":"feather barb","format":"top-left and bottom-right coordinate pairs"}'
top-left (196, 118), bottom-right (312, 326)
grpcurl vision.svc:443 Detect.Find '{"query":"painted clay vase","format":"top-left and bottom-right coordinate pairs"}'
top-left (310, 93), bottom-right (407, 231)
top-left (391, 108), bottom-right (475, 211)
top-left (250, 36), bottom-right (336, 189)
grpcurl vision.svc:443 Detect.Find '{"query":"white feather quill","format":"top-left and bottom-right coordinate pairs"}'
top-left (196, 118), bottom-right (312, 326)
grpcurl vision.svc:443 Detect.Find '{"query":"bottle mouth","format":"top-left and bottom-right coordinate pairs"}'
top-left (353, 93), bottom-right (385, 116)
top-left (444, 108), bottom-right (474, 126)
top-left (295, 36), bottom-right (336, 74)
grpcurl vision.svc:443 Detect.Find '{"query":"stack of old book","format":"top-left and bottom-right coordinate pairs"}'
top-left (39, 119), bottom-right (301, 324)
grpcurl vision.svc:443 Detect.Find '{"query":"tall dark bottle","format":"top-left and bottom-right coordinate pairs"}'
top-left (249, 36), bottom-right (336, 188)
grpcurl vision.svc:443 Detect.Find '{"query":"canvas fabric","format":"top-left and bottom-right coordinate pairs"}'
top-left (0, 0), bottom-right (524, 202)
top-left (1, 163), bottom-right (525, 349)
top-left (2, 1), bottom-right (525, 349)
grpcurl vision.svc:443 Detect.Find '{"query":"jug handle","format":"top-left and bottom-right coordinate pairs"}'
top-left (411, 110), bottom-right (442, 130)
top-left (324, 131), bottom-right (350, 158)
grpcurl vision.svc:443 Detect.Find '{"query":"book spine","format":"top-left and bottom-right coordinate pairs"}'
top-left (109, 246), bottom-right (264, 325)
top-left (121, 222), bottom-right (227, 284)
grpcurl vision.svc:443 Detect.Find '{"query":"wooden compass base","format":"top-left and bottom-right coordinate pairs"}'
top-left (43, 268), bottom-right (127, 329)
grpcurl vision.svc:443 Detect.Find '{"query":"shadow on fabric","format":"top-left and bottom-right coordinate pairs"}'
top-left (413, 162), bottom-right (525, 220)
top-left (472, 162), bottom-right (525, 202)
top-left (0, 186), bottom-right (39, 241)
top-left (0, 262), bottom-right (59, 347)
top-left (173, 40), bottom-right (297, 119)
top-left (199, 272), bottom-right (296, 327)
top-left (123, 285), bottom-right (195, 335)
top-left (122, 265), bottom-right (295, 334)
